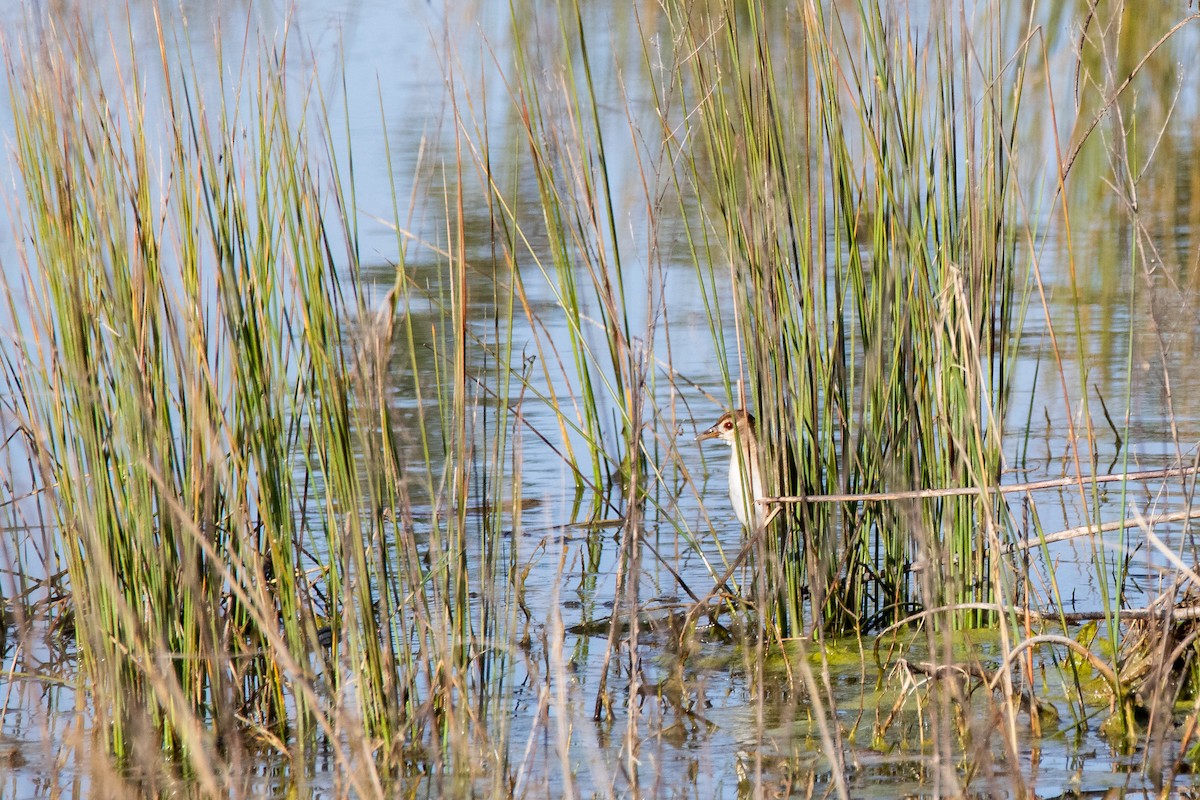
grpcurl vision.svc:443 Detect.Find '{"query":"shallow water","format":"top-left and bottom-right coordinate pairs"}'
top-left (3, 1), bottom-right (1200, 797)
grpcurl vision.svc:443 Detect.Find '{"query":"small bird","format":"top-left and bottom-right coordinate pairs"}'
top-left (696, 409), bottom-right (767, 531)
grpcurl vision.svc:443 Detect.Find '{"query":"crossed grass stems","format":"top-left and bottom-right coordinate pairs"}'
top-left (2, 0), bottom-right (1200, 795)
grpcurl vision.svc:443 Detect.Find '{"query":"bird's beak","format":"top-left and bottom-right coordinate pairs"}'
top-left (695, 424), bottom-right (721, 442)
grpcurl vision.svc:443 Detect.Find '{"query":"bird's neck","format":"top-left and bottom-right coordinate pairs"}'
top-left (727, 436), bottom-right (765, 529)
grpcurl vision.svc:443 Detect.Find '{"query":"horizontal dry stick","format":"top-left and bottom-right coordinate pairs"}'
top-left (1007, 509), bottom-right (1200, 552)
top-left (876, 602), bottom-right (1200, 638)
top-left (1045, 605), bottom-right (1200, 623)
top-left (759, 465), bottom-right (1200, 506)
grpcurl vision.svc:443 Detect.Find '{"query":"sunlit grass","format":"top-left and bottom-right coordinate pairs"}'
top-left (0, 14), bottom-right (524, 795)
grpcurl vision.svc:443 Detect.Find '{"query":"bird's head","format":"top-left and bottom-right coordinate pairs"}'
top-left (695, 409), bottom-right (756, 446)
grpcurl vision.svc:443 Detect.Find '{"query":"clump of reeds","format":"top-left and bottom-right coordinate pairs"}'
top-left (661, 2), bottom-right (1019, 637)
top-left (0, 16), bottom-right (527, 795)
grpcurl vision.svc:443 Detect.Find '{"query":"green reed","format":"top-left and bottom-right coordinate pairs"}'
top-left (502, 0), bottom-right (662, 523)
top-left (660, 1), bottom-right (1022, 636)
top-left (0, 18), bottom-right (527, 793)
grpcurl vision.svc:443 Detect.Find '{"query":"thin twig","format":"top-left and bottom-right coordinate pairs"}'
top-left (760, 465), bottom-right (1200, 506)
top-left (1007, 509), bottom-right (1200, 552)
top-left (875, 601), bottom-right (1200, 652)
top-left (1059, 14), bottom-right (1200, 181)
top-left (988, 635), bottom-right (1121, 697)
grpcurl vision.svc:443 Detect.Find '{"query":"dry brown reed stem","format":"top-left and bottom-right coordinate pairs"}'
top-left (681, 523), bottom-right (770, 625)
top-left (1061, 13), bottom-right (1200, 180)
top-left (875, 602), bottom-right (1200, 661)
top-left (142, 466), bottom-right (380, 796)
top-left (895, 659), bottom-right (992, 685)
top-left (1007, 509), bottom-right (1200, 552)
top-left (987, 635), bottom-right (1121, 696)
top-left (759, 465), bottom-right (1200, 505)
top-left (893, 638), bottom-right (1123, 708)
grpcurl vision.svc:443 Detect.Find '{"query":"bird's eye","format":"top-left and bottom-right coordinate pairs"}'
top-left (723, 421), bottom-right (733, 430)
